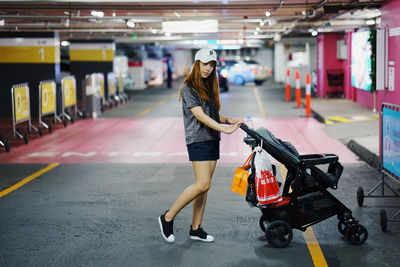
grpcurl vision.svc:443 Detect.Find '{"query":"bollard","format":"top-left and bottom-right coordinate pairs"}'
top-left (295, 70), bottom-right (301, 108)
top-left (305, 74), bottom-right (311, 117)
top-left (285, 69), bottom-right (291, 101)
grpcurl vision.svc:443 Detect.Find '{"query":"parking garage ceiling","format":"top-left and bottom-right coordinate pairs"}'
top-left (0, 0), bottom-right (383, 44)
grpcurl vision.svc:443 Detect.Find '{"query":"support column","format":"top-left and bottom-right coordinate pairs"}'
top-left (0, 32), bottom-right (60, 118)
top-left (69, 40), bottom-right (115, 107)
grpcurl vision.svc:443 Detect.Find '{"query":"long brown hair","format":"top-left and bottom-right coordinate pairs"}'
top-left (179, 60), bottom-right (221, 111)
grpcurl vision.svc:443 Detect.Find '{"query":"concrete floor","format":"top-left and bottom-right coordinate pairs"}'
top-left (1, 81), bottom-right (399, 267)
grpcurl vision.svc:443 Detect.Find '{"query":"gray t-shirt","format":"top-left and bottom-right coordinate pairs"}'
top-left (181, 83), bottom-right (221, 145)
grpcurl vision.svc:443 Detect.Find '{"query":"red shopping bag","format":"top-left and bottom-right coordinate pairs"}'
top-left (254, 149), bottom-right (282, 205)
top-left (255, 169), bottom-right (282, 205)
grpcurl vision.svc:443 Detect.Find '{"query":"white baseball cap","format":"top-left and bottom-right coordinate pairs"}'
top-left (194, 48), bottom-right (218, 64)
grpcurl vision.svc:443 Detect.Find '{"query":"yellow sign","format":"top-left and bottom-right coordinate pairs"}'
top-left (41, 81), bottom-right (56, 115)
top-left (13, 85), bottom-right (30, 122)
top-left (69, 49), bottom-right (114, 62)
top-left (98, 74), bottom-right (105, 98)
top-left (62, 77), bottom-right (76, 107)
top-left (118, 74), bottom-right (125, 93)
top-left (0, 38), bottom-right (61, 63)
top-left (108, 73), bottom-right (116, 95)
top-left (0, 46), bottom-right (60, 63)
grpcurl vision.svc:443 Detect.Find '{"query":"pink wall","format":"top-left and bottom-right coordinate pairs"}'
top-left (378, 0), bottom-right (400, 158)
top-left (316, 33), bottom-right (345, 98)
top-left (378, 0), bottom-right (400, 107)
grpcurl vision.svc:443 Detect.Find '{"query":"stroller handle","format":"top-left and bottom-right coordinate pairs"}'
top-left (239, 123), bottom-right (253, 135)
top-left (239, 124), bottom-right (258, 146)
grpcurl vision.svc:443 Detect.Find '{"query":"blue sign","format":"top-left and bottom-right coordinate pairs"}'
top-left (382, 106), bottom-right (400, 180)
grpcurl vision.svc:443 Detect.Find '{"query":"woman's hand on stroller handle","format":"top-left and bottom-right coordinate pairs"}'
top-left (223, 121), bottom-right (242, 134)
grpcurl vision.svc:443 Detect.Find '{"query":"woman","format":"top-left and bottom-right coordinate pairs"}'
top-left (158, 48), bottom-right (244, 243)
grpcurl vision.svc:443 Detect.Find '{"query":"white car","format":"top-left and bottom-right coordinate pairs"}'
top-left (222, 59), bottom-right (272, 86)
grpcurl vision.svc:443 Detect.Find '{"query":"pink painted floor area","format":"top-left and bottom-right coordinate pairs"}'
top-left (0, 117), bottom-right (360, 164)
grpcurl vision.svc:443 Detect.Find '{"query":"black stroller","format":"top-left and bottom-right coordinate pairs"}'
top-left (240, 124), bottom-right (368, 248)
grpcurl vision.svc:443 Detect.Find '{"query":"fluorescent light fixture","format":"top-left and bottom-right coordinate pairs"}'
top-left (0, 19), bottom-right (4, 26)
top-left (162, 20), bottom-right (218, 33)
top-left (61, 41), bottom-right (70, 46)
top-left (91, 10), bottom-right (104, 18)
top-left (366, 19), bottom-right (375, 25)
top-left (265, 11), bottom-right (272, 17)
top-left (174, 12), bottom-right (181, 17)
top-left (192, 40), bottom-right (208, 45)
top-left (126, 20), bottom-right (135, 28)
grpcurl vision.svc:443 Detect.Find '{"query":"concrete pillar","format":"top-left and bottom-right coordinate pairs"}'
top-left (0, 32), bottom-right (61, 118)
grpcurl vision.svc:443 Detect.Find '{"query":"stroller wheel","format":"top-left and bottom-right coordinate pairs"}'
top-left (265, 220), bottom-right (293, 248)
top-left (346, 223), bottom-right (368, 245)
top-left (259, 215), bottom-right (268, 233)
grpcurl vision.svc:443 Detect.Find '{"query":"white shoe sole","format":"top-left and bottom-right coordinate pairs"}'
top-left (189, 235), bottom-right (214, 242)
top-left (158, 216), bottom-right (175, 243)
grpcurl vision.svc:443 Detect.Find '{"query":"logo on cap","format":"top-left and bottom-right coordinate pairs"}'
top-left (209, 50), bottom-right (213, 55)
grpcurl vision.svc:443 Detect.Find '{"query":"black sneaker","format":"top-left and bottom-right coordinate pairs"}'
top-left (158, 211), bottom-right (175, 243)
top-left (189, 226), bottom-right (214, 242)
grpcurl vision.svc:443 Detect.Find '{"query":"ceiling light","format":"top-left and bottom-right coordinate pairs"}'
top-left (174, 12), bottom-right (181, 17)
top-left (0, 19), bottom-right (4, 26)
top-left (366, 19), bottom-right (375, 25)
top-left (61, 41), bottom-right (70, 46)
top-left (254, 31), bottom-right (258, 35)
top-left (151, 29), bottom-right (158, 34)
top-left (265, 11), bottom-right (272, 17)
top-left (91, 10), bottom-right (104, 18)
top-left (311, 30), bottom-right (318, 36)
top-left (165, 32), bottom-right (171, 37)
top-left (273, 33), bottom-right (281, 42)
top-left (259, 20), bottom-right (265, 27)
top-left (162, 20), bottom-right (218, 33)
top-left (256, 27), bottom-right (260, 32)
top-left (126, 20), bottom-right (136, 28)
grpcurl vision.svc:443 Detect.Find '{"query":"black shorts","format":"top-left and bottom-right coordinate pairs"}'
top-left (187, 140), bottom-right (220, 161)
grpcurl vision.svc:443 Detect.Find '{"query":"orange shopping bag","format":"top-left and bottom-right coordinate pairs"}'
top-left (231, 154), bottom-right (253, 196)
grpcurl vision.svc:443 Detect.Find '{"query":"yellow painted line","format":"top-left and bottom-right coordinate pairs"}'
top-left (134, 91), bottom-right (178, 118)
top-left (327, 116), bottom-right (352, 123)
top-left (325, 120), bottom-right (335, 125)
top-left (304, 228), bottom-right (329, 267)
top-left (252, 87), bottom-right (267, 117)
top-left (277, 164), bottom-right (328, 266)
top-left (0, 163), bottom-right (60, 198)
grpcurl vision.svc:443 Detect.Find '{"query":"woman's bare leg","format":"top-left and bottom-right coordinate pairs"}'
top-left (192, 161), bottom-right (217, 229)
top-left (165, 161), bottom-right (213, 222)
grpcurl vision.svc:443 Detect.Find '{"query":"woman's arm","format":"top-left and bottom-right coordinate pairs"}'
top-left (219, 114), bottom-right (245, 125)
top-left (191, 106), bottom-right (240, 134)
